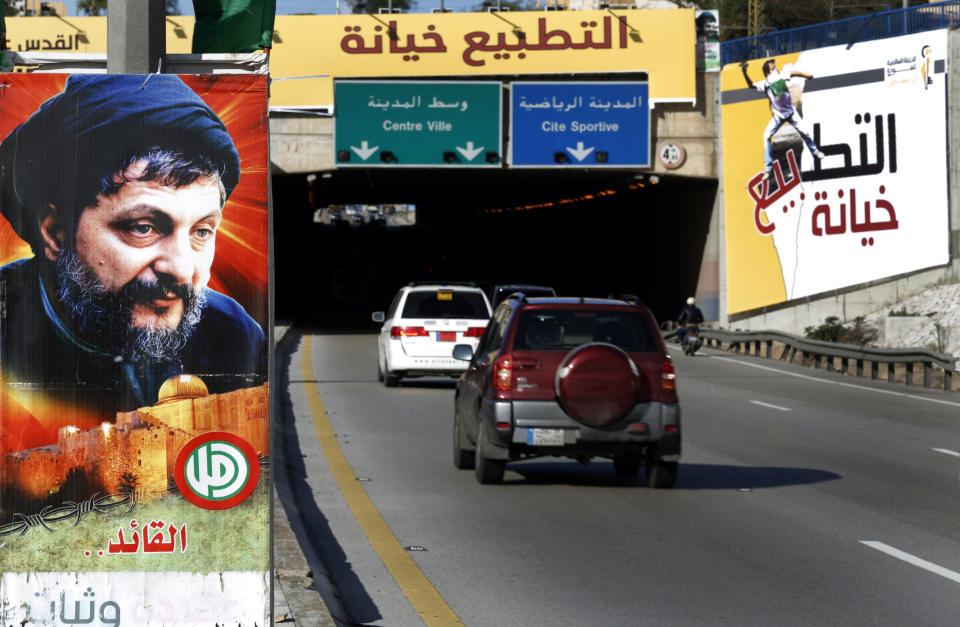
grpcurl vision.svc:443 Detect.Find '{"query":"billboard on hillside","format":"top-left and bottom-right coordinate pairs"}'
top-left (720, 30), bottom-right (948, 315)
top-left (0, 73), bottom-right (271, 625)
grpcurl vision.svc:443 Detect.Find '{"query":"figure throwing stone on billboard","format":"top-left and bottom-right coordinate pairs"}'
top-left (741, 59), bottom-right (825, 180)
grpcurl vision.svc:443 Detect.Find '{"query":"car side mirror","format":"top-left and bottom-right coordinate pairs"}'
top-left (452, 344), bottom-right (474, 361)
top-left (372, 311), bottom-right (385, 323)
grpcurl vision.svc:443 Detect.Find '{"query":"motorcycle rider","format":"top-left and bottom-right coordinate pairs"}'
top-left (677, 296), bottom-right (704, 351)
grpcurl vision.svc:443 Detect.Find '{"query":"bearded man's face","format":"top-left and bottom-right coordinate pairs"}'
top-left (56, 168), bottom-right (222, 363)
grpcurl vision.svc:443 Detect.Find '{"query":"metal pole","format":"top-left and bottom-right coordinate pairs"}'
top-left (107, 0), bottom-right (165, 74)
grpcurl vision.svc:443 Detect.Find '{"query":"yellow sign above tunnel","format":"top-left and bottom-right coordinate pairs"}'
top-left (269, 10), bottom-right (695, 109)
top-left (2, 10), bottom-right (694, 110)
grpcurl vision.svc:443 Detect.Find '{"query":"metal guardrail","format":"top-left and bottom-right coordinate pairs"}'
top-left (721, 0), bottom-right (960, 66)
top-left (663, 325), bottom-right (957, 392)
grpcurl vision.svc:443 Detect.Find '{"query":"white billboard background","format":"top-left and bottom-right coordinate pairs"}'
top-left (1, 571), bottom-right (269, 625)
top-left (747, 30), bottom-right (948, 301)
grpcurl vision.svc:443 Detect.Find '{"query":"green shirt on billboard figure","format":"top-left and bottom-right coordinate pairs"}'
top-left (0, 74), bottom-right (266, 453)
top-left (741, 58), bottom-right (826, 180)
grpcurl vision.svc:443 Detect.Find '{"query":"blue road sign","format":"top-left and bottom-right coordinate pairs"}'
top-left (510, 82), bottom-right (650, 168)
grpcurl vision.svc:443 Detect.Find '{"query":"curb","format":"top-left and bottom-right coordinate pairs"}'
top-left (273, 325), bottom-right (340, 626)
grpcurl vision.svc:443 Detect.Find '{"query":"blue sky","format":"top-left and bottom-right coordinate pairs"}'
top-left (60, 0), bottom-right (486, 17)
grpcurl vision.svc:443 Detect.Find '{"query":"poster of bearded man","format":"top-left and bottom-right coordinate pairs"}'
top-left (0, 73), bottom-right (272, 626)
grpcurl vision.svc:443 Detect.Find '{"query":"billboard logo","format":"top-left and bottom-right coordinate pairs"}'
top-left (175, 432), bottom-right (261, 510)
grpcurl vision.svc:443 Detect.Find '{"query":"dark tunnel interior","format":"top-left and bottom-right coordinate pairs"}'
top-left (273, 169), bottom-right (717, 330)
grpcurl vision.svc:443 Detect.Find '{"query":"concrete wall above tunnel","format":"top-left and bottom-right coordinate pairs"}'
top-left (269, 70), bottom-right (724, 326)
top-left (269, 72), bottom-right (720, 180)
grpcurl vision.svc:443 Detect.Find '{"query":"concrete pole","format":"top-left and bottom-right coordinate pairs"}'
top-left (107, 0), bottom-right (166, 74)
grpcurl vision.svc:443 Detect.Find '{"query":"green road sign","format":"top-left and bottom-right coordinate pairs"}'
top-left (334, 81), bottom-right (502, 168)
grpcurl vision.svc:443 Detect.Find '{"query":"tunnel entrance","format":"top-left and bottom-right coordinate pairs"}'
top-left (273, 168), bottom-right (716, 329)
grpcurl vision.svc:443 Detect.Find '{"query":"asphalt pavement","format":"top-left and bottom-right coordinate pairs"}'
top-left (285, 331), bottom-right (960, 625)
top-left (272, 327), bottom-right (955, 627)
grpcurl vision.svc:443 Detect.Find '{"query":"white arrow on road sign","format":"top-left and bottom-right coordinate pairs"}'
top-left (456, 141), bottom-right (484, 161)
top-left (351, 141), bottom-right (379, 161)
top-left (565, 142), bottom-right (595, 162)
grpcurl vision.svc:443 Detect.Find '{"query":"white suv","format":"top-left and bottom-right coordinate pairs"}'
top-left (373, 282), bottom-right (493, 387)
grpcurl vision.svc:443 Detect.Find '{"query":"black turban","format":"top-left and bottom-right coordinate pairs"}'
top-left (0, 74), bottom-right (241, 251)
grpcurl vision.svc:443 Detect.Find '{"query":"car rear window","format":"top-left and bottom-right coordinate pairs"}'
top-left (402, 291), bottom-right (490, 319)
top-left (513, 309), bottom-right (658, 352)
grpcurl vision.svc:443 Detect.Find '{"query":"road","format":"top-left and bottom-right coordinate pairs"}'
top-left (277, 330), bottom-right (960, 626)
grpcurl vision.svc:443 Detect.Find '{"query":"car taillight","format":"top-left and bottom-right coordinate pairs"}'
top-left (463, 327), bottom-right (485, 338)
top-left (390, 326), bottom-right (428, 338)
top-left (661, 357), bottom-right (676, 392)
top-left (494, 354), bottom-right (514, 391)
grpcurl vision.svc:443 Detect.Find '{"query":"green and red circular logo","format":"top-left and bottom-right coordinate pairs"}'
top-left (175, 432), bottom-right (260, 510)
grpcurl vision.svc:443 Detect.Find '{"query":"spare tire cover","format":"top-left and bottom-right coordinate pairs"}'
top-left (555, 342), bottom-right (640, 428)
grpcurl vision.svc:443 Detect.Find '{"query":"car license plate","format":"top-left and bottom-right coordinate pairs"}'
top-left (437, 331), bottom-right (456, 342)
top-left (527, 428), bottom-right (565, 446)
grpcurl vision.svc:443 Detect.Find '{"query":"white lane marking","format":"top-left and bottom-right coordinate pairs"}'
top-left (860, 541), bottom-right (960, 584)
top-left (932, 448), bottom-right (960, 457)
top-left (749, 400), bottom-right (791, 411)
top-left (713, 356), bottom-right (960, 409)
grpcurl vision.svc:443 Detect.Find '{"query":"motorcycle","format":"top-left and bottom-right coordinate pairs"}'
top-left (680, 325), bottom-right (701, 356)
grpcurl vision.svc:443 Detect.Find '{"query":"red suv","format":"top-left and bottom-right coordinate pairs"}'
top-left (452, 295), bottom-right (680, 486)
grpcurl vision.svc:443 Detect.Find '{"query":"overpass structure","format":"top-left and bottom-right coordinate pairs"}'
top-left (262, 10), bottom-right (725, 323)
top-left (271, 10), bottom-right (960, 339)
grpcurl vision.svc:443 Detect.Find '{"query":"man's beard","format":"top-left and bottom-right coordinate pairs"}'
top-left (55, 249), bottom-right (207, 365)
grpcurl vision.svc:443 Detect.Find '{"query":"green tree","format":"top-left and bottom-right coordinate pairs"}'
top-left (347, 0), bottom-right (413, 14)
top-left (804, 315), bottom-right (847, 343)
top-left (763, 0), bottom-right (919, 33)
top-left (469, 0), bottom-right (535, 10)
top-left (77, 0), bottom-right (106, 15)
top-left (699, 0), bottom-right (933, 41)
top-left (804, 315), bottom-right (877, 346)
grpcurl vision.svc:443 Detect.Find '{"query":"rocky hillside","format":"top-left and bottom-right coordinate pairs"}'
top-left (861, 282), bottom-right (960, 361)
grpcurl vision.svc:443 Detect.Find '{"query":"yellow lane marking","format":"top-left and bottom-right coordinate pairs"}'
top-left (301, 334), bottom-right (463, 626)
